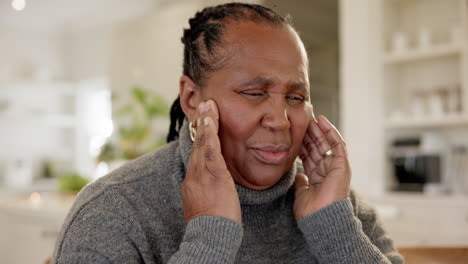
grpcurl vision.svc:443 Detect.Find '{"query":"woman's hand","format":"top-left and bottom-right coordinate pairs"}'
top-left (181, 100), bottom-right (242, 224)
top-left (293, 112), bottom-right (351, 222)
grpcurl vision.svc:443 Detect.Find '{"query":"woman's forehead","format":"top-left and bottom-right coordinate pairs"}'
top-left (221, 21), bottom-right (308, 68)
top-left (225, 21), bottom-right (303, 50)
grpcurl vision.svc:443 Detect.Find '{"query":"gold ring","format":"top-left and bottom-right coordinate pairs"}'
top-left (323, 149), bottom-right (334, 158)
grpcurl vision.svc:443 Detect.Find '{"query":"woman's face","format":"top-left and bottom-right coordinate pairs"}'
top-left (200, 21), bottom-right (312, 190)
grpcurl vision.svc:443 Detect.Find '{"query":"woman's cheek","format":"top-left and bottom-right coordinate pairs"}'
top-left (294, 104), bottom-right (311, 127)
top-left (304, 102), bottom-right (314, 121)
top-left (217, 99), bottom-right (257, 139)
top-left (290, 106), bottom-right (310, 144)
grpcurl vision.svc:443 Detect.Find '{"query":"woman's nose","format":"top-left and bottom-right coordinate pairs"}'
top-left (260, 97), bottom-right (291, 131)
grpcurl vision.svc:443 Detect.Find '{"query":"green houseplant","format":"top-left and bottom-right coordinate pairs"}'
top-left (98, 86), bottom-right (169, 162)
top-left (58, 172), bottom-right (90, 193)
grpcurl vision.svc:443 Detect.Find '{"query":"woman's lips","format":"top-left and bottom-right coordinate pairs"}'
top-left (251, 146), bottom-right (289, 165)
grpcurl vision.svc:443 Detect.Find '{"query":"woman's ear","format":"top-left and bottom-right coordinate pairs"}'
top-left (179, 75), bottom-right (200, 123)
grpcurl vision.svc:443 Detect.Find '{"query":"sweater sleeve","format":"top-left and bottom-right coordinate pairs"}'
top-left (168, 216), bottom-right (244, 264)
top-left (52, 191), bottom-right (243, 264)
top-left (297, 194), bottom-right (404, 264)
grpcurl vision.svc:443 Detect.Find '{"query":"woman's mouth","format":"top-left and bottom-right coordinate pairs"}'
top-left (251, 146), bottom-right (289, 165)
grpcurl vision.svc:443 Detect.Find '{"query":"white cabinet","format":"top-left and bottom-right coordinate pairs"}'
top-left (371, 194), bottom-right (468, 247)
top-left (0, 193), bottom-right (72, 264)
top-left (380, 0), bottom-right (468, 191)
top-left (0, 82), bottom-right (82, 185)
top-left (0, 82), bottom-right (78, 157)
top-left (0, 80), bottom-right (111, 185)
top-left (0, 212), bottom-right (61, 264)
top-left (341, 0), bottom-right (468, 194)
top-left (340, 0), bottom-right (468, 246)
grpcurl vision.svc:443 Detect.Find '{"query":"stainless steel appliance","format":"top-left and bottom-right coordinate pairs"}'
top-left (391, 138), bottom-right (441, 192)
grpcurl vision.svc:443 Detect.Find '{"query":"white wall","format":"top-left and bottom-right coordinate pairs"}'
top-left (107, 1), bottom-right (205, 140)
top-left (63, 25), bottom-right (113, 82)
top-left (111, 1), bottom-right (204, 104)
top-left (308, 41), bottom-right (339, 126)
top-left (0, 23), bottom-right (114, 181)
top-left (110, 0), bottom-right (261, 102)
top-left (0, 26), bottom-right (69, 181)
top-left (0, 26), bottom-right (66, 82)
top-left (339, 0), bottom-right (385, 198)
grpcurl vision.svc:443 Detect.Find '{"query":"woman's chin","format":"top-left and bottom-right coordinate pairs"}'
top-left (234, 169), bottom-right (286, 190)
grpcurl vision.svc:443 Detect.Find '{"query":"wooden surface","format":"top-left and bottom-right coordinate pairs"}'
top-left (44, 248), bottom-right (468, 264)
top-left (399, 247), bottom-right (468, 264)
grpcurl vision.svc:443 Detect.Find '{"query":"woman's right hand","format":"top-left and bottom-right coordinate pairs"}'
top-left (181, 99), bottom-right (242, 224)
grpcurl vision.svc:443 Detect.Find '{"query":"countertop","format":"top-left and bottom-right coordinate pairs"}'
top-left (0, 179), bottom-right (75, 219)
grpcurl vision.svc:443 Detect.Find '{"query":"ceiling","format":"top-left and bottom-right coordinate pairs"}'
top-left (0, 0), bottom-right (159, 32)
top-left (0, 0), bottom-right (338, 37)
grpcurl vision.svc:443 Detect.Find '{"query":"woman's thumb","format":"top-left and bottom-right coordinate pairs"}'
top-left (294, 173), bottom-right (309, 194)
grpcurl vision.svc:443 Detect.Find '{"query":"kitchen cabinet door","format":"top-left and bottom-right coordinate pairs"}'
top-left (0, 210), bottom-right (62, 264)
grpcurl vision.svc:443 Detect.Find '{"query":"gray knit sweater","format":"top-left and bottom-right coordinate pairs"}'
top-left (52, 120), bottom-right (404, 263)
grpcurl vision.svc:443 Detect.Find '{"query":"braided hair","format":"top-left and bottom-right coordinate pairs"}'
top-left (166, 2), bottom-right (291, 142)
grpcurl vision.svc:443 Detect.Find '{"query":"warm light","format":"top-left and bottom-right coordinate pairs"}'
top-left (11, 0), bottom-right (26, 11)
top-left (89, 136), bottom-right (107, 157)
top-left (94, 162), bottom-right (109, 180)
top-left (103, 120), bottom-right (114, 138)
top-left (29, 192), bottom-right (41, 205)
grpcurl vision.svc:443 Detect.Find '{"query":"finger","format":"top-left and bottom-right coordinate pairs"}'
top-left (317, 115), bottom-right (344, 142)
top-left (193, 99), bottom-right (219, 145)
top-left (299, 144), bottom-right (314, 166)
top-left (303, 133), bottom-right (323, 164)
top-left (300, 144), bottom-right (319, 171)
top-left (299, 144), bottom-right (325, 182)
top-left (309, 171), bottom-right (325, 185)
top-left (317, 115), bottom-right (347, 158)
top-left (185, 101), bottom-right (204, 181)
top-left (202, 116), bottom-right (229, 180)
top-left (303, 104), bottom-right (324, 162)
top-left (305, 102), bottom-right (315, 121)
top-left (302, 156), bottom-right (318, 176)
top-left (191, 102), bottom-right (208, 181)
top-left (193, 101), bottom-right (204, 128)
top-left (203, 99), bottom-right (220, 132)
top-left (194, 102), bottom-right (206, 151)
top-left (200, 99), bottom-right (223, 167)
top-left (306, 117), bottom-right (332, 157)
top-left (294, 173), bottom-right (309, 196)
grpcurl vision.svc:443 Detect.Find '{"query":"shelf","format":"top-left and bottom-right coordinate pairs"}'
top-left (45, 114), bottom-right (77, 128)
top-left (0, 113), bottom-right (76, 128)
top-left (384, 44), bottom-right (462, 64)
top-left (0, 81), bottom-right (76, 95)
top-left (0, 191), bottom-right (74, 218)
top-left (385, 115), bottom-right (468, 129)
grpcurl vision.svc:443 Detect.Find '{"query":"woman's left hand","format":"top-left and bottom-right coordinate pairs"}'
top-left (293, 114), bottom-right (351, 222)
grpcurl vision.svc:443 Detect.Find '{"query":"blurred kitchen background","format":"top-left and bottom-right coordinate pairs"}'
top-left (0, 0), bottom-right (467, 263)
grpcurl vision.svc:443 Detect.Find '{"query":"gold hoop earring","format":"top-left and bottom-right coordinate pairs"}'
top-left (189, 121), bottom-right (196, 142)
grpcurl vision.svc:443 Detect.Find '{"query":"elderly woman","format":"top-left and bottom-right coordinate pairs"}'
top-left (52, 3), bottom-right (403, 264)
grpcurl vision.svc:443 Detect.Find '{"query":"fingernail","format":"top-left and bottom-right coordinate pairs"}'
top-left (205, 100), bottom-right (211, 112)
top-left (199, 102), bottom-right (205, 113)
top-left (204, 117), bottom-right (210, 126)
top-left (197, 118), bottom-right (201, 127)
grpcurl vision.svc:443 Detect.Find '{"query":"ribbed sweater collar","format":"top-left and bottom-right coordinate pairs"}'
top-left (177, 119), bottom-right (297, 206)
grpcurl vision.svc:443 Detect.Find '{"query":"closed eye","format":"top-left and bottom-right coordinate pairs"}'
top-left (286, 94), bottom-right (305, 104)
top-left (240, 90), bottom-right (267, 97)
